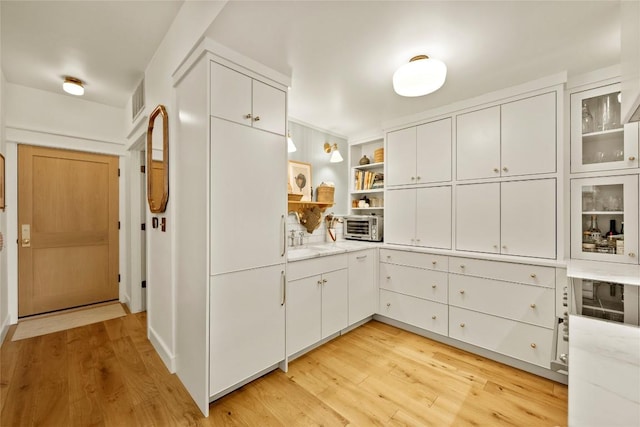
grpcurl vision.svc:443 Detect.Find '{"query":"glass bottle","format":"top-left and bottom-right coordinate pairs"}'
top-left (582, 103), bottom-right (594, 134)
top-left (606, 219), bottom-right (618, 237)
top-left (620, 221), bottom-right (624, 235)
top-left (589, 215), bottom-right (601, 241)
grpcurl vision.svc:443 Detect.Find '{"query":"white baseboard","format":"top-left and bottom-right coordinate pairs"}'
top-left (0, 314), bottom-right (12, 345)
top-left (148, 326), bottom-right (176, 373)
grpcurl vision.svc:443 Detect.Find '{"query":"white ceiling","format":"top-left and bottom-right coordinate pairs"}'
top-left (1, 1), bottom-right (622, 138)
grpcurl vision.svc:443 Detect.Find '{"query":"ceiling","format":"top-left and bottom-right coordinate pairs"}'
top-left (2, 1), bottom-right (621, 138)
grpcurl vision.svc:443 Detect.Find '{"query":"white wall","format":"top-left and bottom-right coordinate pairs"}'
top-left (1, 65), bottom-right (9, 344)
top-left (128, 1), bottom-right (226, 372)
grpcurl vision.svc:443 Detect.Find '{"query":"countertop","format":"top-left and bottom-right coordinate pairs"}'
top-left (568, 315), bottom-right (640, 427)
top-left (287, 240), bottom-right (379, 261)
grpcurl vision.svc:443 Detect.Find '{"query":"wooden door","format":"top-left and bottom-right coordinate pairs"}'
top-left (18, 145), bottom-right (119, 316)
top-left (456, 106), bottom-right (501, 181)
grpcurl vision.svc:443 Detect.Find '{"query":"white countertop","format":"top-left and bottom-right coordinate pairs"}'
top-left (287, 240), bottom-right (379, 261)
top-left (569, 315), bottom-right (640, 427)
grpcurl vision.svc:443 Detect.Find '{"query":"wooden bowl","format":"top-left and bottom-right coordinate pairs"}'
top-left (288, 193), bottom-right (303, 201)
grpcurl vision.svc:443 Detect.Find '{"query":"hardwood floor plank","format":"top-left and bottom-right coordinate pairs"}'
top-left (111, 336), bottom-right (160, 405)
top-left (0, 325), bottom-right (22, 413)
top-left (31, 332), bottom-right (70, 426)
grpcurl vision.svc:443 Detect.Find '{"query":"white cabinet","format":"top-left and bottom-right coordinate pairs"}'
top-left (570, 174), bottom-right (639, 263)
top-left (456, 179), bottom-right (556, 259)
top-left (387, 118), bottom-right (452, 187)
top-left (570, 83), bottom-right (639, 173)
top-left (457, 92), bottom-right (557, 180)
top-left (209, 265), bottom-right (285, 396)
top-left (210, 61), bottom-right (286, 135)
top-left (385, 185), bottom-right (451, 249)
top-left (348, 250), bottom-right (377, 325)
top-left (286, 254), bottom-right (348, 357)
top-left (379, 290), bottom-right (448, 336)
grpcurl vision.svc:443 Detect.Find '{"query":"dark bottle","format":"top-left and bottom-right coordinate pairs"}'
top-left (620, 221), bottom-right (624, 235)
top-left (606, 219), bottom-right (619, 237)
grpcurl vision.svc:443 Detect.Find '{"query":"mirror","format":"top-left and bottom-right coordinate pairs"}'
top-left (147, 105), bottom-right (169, 213)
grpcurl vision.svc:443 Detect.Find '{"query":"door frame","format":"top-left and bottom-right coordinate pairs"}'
top-left (127, 132), bottom-right (147, 313)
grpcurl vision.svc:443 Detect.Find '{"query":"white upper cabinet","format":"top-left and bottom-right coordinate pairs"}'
top-left (387, 118), bottom-right (452, 186)
top-left (570, 83), bottom-right (639, 173)
top-left (457, 92), bottom-right (557, 180)
top-left (501, 92), bottom-right (557, 177)
top-left (456, 182), bottom-right (501, 253)
top-left (210, 61), bottom-right (286, 135)
top-left (456, 106), bottom-right (501, 181)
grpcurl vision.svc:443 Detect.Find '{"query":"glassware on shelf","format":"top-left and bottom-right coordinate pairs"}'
top-left (582, 102), bottom-right (594, 134)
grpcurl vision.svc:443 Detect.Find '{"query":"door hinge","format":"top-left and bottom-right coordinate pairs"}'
top-left (142, 280), bottom-right (147, 288)
top-left (140, 165), bottom-right (146, 173)
top-left (118, 274), bottom-right (121, 283)
top-left (118, 168), bottom-right (121, 177)
top-left (118, 221), bottom-right (121, 230)
top-left (141, 223), bottom-right (146, 231)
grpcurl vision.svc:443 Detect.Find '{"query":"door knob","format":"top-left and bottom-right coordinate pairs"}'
top-left (253, 116), bottom-right (261, 122)
top-left (22, 238), bottom-right (31, 247)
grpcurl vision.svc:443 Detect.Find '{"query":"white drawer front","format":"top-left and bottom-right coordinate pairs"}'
top-left (449, 306), bottom-right (553, 368)
top-left (449, 257), bottom-right (555, 288)
top-left (379, 263), bottom-right (448, 303)
top-left (378, 290), bottom-right (448, 336)
top-left (448, 274), bottom-right (555, 328)
top-left (380, 249), bottom-right (448, 272)
top-left (287, 254), bottom-right (348, 281)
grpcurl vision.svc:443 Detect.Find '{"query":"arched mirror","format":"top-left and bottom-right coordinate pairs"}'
top-left (147, 104), bottom-right (169, 213)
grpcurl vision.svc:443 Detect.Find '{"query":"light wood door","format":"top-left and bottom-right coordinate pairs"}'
top-left (386, 126), bottom-right (416, 186)
top-left (416, 118), bottom-right (452, 183)
top-left (456, 106), bottom-right (501, 180)
top-left (384, 188), bottom-right (416, 245)
top-left (18, 145), bottom-right (119, 316)
top-left (455, 182), bottom-right (500, 254)
top-left (416, 185), bottom-right (452, 249)
top-left (251, 80), bottom-right (286, 135)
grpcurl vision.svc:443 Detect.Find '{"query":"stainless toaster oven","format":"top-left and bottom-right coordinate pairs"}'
top-left (344, 215), bottom-right (383, 242)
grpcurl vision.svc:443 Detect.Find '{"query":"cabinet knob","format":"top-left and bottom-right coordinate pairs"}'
top-left (387, 276), bottom-right (391, 280)
top-left (530, 343), bottom-right (537, 349)
top-left (317, 280), bottom-right (323, 285)
top-left (530, 303), bottom-right (536, 309)
top-left (629, 156), bottom-right (636, 161)
top-left (502, 167), bottom-right (508, 172)
top-left (502, 245), bottom-right (507, 250)
top-left (432, 284), bottom-right (437, 289)
top-left (460, 323), bottom-right (465, 328)
top-left (459, 290), bottom-right (465, 294)
top-left (387, 255), bottom-right (391, 260)
top-left (432, 260), bottom-right (437, 265)
top-left (432, 315), bottom-right (437, 320)
top-left (410, 176), bottom-right (415, 181)
top-left (493, 168), bottom-right (500, 173)
top-left (322, 279), bottom-right (327, 283)
top-left (244, 113), bottom-right (252, 119)
top-left (386, 303), bottom-right (391, 308)
top-left (460, 264), bottom-right (465, 269)
top-left (416, 176), bottom-right (421, 180)
top-left (530, 273), bottom-right (537, 278)
top-left (629, 252), bottom-right (637, 258)
top-left (253, 115), bottom-right (261, 122)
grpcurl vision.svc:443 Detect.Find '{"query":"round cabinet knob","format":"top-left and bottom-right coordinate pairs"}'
top-left (493, 168), bottom-right (500, 173)
top-left (493, 245), bottom-right (498, 249)
top-left (432, 315), bottom-right (437, 320)
top-left (410, 176), bottom-right (415, 181)
top-left (387, 255), bottom-right (391, 260)
top-left (629, 156), bottom-right (636, 161)
top-left (530, 303), bottom-right (537, 309)
top-left (416, 176), bottom-right (421, 180)
top-left (502, 245), bottom-right (507, 250)
top-left (432, 284), bottom-right (437, 289)
top-left (459, 290), bottom-right (465, 294)
top-left (460, 323), bottom-right (465, 328)
top-left (502, 167), bottom-right (508, 172)
top-left (386, 303), bottom-right (391, 308)
top-left (460, 264), bottom-right (465, 269)
top-left (253, 116), bottom-right (261, 122)
top-left (432, 260), bottom-right (437, 265)
top-left (416, 239), bottom-right (421, 243)
top-left (530, 343), bottom-right (537, 349)
top-left (317, 280), bottom-right (323, 285)
top-left (530, 273), bottom-right (537, 278)
top-left (322, 279), bottom-right (327, 284)
top-left (244, 113), bottom-right (252, 119)
top-left (629, 252), bottom-right (637, 258)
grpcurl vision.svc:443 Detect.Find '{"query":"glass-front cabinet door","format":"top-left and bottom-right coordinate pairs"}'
top-left (570, 175), bottom-right (638, 263)
top-left (570, 83), bottom-right (639, 173)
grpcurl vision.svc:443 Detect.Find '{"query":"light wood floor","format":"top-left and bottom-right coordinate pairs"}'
top-left (0, 308), bottom-right (568, 426)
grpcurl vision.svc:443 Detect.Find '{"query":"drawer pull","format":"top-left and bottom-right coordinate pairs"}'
top-left (460, 264), bottom-right (465, 269)
top-left (244, 113), bottom-right (252, 119)
top-left (530, 343), bottom-right (537, 349)
top-left (460, 323), bottom-right (465, 328)
top-left (432, 315), bottom-right (437, 320)
top-left (387, 255), bottom-right (391, 260)
top-left (317, 280), bottom-right (323, 285)
top-left (629, 252), bottom-right (637, 258)
top-left (432, 260), bottom-right (437, 265)
top-left (502, 166), bottom-right (508, 172)
top-left (459, 290), bottom-right (465, 294)
top-left (530, 273), bottom-right (537, 278)
top-left (386, 303), bottom-right (391, 308)
top-left (630, 156), bottom-right (636, 161)
top-left (322, 279), bottom-right (327, 284)
top-left (502, 245), bottom-right (507, 250)
top-left (387, 276), bottom-right (391, 280)
top-left (432, 284), bottom-right (437, 289)
top-left (356, 255), bottom-right (367, 260)
top-left (493, 168), bottom-right (499, 173)
top-left (530, 303), bottom-right (536, 309)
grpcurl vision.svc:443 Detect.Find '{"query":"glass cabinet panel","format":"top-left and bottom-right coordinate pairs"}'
top-left (571, 83), bottom-right (639, 173)
top-left (571, 175), bottom-right (638, 264)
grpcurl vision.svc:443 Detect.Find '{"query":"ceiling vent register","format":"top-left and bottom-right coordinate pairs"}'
top-left (132, 79), bottom-right (145, 122)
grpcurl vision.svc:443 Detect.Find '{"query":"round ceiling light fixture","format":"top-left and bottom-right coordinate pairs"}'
top-left (393, 55), bottom-right (447, 97)
top-left (62, 76), bottom-right (85, 96)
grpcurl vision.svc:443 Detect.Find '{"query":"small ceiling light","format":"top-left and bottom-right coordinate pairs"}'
top-left (324, 142), bottom-right (343, 163)
top-left (287, 131), bottom-right (297, 153)
top-left (393, 55), bottom-right (447, 97)
top-left (63, 76), bottom-right (84, 96)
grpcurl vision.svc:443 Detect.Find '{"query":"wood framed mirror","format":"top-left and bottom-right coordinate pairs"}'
top-left (147, 104), bottom-right (169, 213)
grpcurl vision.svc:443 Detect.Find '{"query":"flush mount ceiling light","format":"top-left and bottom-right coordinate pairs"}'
top-left (324, 142), bottom-right (343, 163)
top-left (62, 76), bottom-right (84, 96)
top-left (393, 55), bottom-right (447, 97)
top-left (287, 131), bottom-right (297, 153)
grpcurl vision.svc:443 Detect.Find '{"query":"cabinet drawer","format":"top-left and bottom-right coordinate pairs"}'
top-left (380, 249), bottom-right (448, 272)
top-left (378, 290), bottom-right (448, 336)
top-left (379, 263), bottom-right (448, 304)
top-left (449, 257), bottom-right (555, 288)
top-left (449, 307), bottom-right (552, 368)
top-left (287, 254), bottom-right (348, 281)
top-left (448, 274), bottom-right (555, 328)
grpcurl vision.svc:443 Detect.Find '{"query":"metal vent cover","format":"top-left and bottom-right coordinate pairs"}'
top-left (132, 78), bottom-right (145, 122)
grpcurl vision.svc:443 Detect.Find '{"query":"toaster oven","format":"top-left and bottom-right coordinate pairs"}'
top-left (343, 215), bottom-right (383, 242)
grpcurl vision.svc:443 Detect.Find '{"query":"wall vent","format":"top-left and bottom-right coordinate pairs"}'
top-left (132, 78), bottom-right (145, 122)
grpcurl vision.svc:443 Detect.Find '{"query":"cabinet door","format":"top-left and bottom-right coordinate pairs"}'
top-left (252, 80), bottom-right (286, 136)
top-left (286, 275), bottom-right (322, 356)
top-left (210, 266), bottom-right (285, 395)
top-left (385, 188), bottom-right (416, 245)
top-left (501, 179), bottom-right (556, 259)
top-left (210, 118), bottom-right (286, 274)
top-left (455, 182), bottom-right (500, 253)
top-left (210, 61), bottom-right (252, 127)
top-left (416, 186), bottom-right (452, 249)
top-left (321, 269), bottom-right (348, 339)
top-left (501, 92), bottom-right (557, 177)
top-left (348, 250), bottom-right (376, 325)
top-left (416, 118), bottom-right (452, 183)
top-left (386, 127), bottom-right (416, 186)
top-left (456, 106), bottom-right (501, 180)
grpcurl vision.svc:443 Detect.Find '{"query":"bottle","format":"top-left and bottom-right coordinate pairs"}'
top-left (620, 221), bottom-right (624, 235)
top-left (606, 219), bottom-right (618, 237)
top-left (582, 102), bottom-right (594, 134)
top-left (589, 215), bottom-right (601, 241)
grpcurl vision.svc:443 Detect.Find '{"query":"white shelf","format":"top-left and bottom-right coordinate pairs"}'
top-left (582, 127), bottom-right (624, 138)
top-left (351, 188), bottom-right (384, 194)
top-left (352, 162), bottom-right (384, 170)
top-left (582, 211), bottom-right (624, 215)
top-left (352, 207), bottom-right (384, 211)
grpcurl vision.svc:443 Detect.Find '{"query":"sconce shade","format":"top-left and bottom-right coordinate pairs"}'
top-left (393, 55), bottom-right (446, 97)
top-left (324, 142), bottom-right (343, 163)
top-left (287, 132), bottom-right (297, 153)
top-left (63, 76), bottom-right (84, 96)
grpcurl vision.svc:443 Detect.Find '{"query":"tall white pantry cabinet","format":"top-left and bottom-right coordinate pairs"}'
top-left (173, 42), bottom-right (290, 416)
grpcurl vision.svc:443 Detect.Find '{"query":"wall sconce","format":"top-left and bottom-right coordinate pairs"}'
top-left (324, 142), bottom-right (343, 163)
top-left (287, 131), bottom-right (297, 153)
